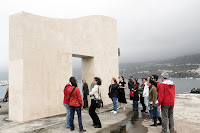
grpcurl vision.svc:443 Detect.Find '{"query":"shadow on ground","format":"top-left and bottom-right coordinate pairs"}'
top-left (97, 110), bottom-right (148, 133)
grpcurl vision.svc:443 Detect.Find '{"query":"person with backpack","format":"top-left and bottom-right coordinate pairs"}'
top-left (66, 77), bottom-right (86, 132)
top-left (108, 77), bottom-right (119, 114)
top-left (89, 77), bottom-right (102, 128)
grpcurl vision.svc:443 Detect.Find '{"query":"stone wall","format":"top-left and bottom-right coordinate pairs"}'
top-left (9, 12), bottom-right (119, 122)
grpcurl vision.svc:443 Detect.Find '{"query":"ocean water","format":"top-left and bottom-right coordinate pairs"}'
top-left (0, 85), bottom-right (8, 99)
top-left (1, 78), bottom-right (200, 99)
top-left (124, 78), bottom-right (200, 94)
top-left (78, 78), bottom-right (200, 94)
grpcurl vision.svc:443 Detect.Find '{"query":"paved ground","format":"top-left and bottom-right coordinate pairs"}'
top-left (0, 99), bottom-right (139, 133)
top-left (142, 94), bottom-right (200, 133)
top-left (0, 94), bottom-right (200, 133)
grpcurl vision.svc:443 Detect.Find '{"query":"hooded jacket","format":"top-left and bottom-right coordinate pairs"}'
top-left (158, 80), bottom-right (175, 106)
top-left (157, 81), bottom-right (161, 98)
top-left (63, 83), bottom-right (71, 104)
top-left (66, 86), bottom-right (83, 108)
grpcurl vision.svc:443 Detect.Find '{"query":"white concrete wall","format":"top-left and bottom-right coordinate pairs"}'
top-left (9, 12), bottom-right (119, 122)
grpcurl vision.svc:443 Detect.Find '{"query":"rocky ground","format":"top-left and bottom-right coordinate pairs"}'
top-left (0, 94), bottom-right (200, 133)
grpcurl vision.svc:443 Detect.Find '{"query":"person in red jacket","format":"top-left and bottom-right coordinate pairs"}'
top-left (158, 72), bottom-right (177, 133)
top-left (67, 77), bottom-right (86, 132)
top-left (63, 83), bottom-right (72, 128)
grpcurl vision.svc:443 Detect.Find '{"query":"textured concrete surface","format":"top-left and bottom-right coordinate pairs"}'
top-left (1, 94), bottom-right (199, 133)
top-left (9, 12), bottom-right (119, 122)
top-left (142, 94), bottom-right (200, 133)
top-left (0, 98), bottom-right (133, 133)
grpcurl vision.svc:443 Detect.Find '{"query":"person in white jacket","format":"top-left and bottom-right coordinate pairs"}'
top-left (89, 77), bottom-right (102, 128)
top-left (143, 77), bottom-right (149, 113)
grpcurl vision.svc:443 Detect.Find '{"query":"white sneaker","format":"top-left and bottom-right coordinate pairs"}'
top-left (123, 108), bottom-right (126, 110)
top-left (110, 110), bottom-right (114, 113)
top-left (117, 107), bottom-right (120, 110)
top-left (113, 111), bottom-right (117, 114)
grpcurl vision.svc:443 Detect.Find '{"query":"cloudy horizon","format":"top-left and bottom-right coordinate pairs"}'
top-left (0, 0), bottom-right (200, 68)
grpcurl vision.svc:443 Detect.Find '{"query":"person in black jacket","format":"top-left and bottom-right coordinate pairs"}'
top-left (108, 78), bottom-right (119, 114)
top-left (130, 78), bottom-right (140, 111)
top-left (82, 80), bottom-right (89, 108)
top-left (118, 76), bottom-right (127, 110)
top-left (128, 76), bottom-right (134, 90)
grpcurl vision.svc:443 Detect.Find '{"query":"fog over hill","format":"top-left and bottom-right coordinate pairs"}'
top-left (119, 54), bottom-right (200, 79)
top-left (1, 54), bottom-right (200, 80)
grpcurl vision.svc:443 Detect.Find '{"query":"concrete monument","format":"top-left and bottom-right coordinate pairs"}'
top-left (9, 12), bottom-right (119, 122)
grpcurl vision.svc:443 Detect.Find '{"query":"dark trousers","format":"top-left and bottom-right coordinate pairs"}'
top-left (140, 94), bottom-right (146, 111)
top-left (69, 106), bottom-right (83, 131)
top-left (83, 94), bottom-right (88, 108)
top-left (161, 106), bottom-right (174, 133)
top-left (89, 99), bottom-right (101, 126)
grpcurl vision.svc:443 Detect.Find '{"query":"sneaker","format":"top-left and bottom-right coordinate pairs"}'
top-left (110, 110), bottom-right (114, 113)
top-left (170, 130), bottom-right (177, 133)
top-left (123, 108), bottom-right (126, 110)
top-left (117, 107), bottom-right (121, 110)
top-left (113, 111), bottom-right (117, 114)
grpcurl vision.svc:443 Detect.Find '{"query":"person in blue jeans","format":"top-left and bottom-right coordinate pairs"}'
top-left (108, 78), bottom-right (119, 114)
top-left (63, 103), bottom-right (70, 128)
top-left (69, 106), bottom-right (83, 131)
top-left (66, 77), bottom-right (86, 132)
top-left (148, 78), bottom-right (161, 126)
top-left (63, 83), bottom-right (72, 128)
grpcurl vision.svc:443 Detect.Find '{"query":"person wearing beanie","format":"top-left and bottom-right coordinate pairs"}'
top-left (158, 72), bottom-right (177, 133)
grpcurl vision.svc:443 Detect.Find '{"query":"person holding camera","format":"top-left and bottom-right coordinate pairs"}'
top-left (89, 77), bottom-right (102, 128)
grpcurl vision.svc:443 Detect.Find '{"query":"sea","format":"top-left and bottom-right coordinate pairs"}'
top-left (1, 78), bottom-right (199, 99)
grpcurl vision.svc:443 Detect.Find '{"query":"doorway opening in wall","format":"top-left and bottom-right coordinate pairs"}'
top-left (72, 57), bottom-right (82, 93)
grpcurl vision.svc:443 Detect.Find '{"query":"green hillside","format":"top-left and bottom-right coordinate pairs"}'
top-left (119, 54), bottom-right (200, 79)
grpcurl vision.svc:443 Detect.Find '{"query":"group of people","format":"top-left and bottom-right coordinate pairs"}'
top-left (127, 72), bottom-right (177, 133)
top-left (63, 72), bottom-right (176, 133)
top-left (63, 77), bottom-right (102, 132)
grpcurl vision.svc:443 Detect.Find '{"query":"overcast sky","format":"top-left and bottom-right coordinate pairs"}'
top-left (0, 0), bottom-right (200, 69)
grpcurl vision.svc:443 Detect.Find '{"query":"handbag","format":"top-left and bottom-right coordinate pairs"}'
top-left (94, 86), bottom-right (103, 108)
top-left (130, 84), bottom-right (138, 97)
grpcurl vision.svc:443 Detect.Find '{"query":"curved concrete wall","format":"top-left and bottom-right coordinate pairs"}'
top-left (9, 12), bottom-right (119, 122)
